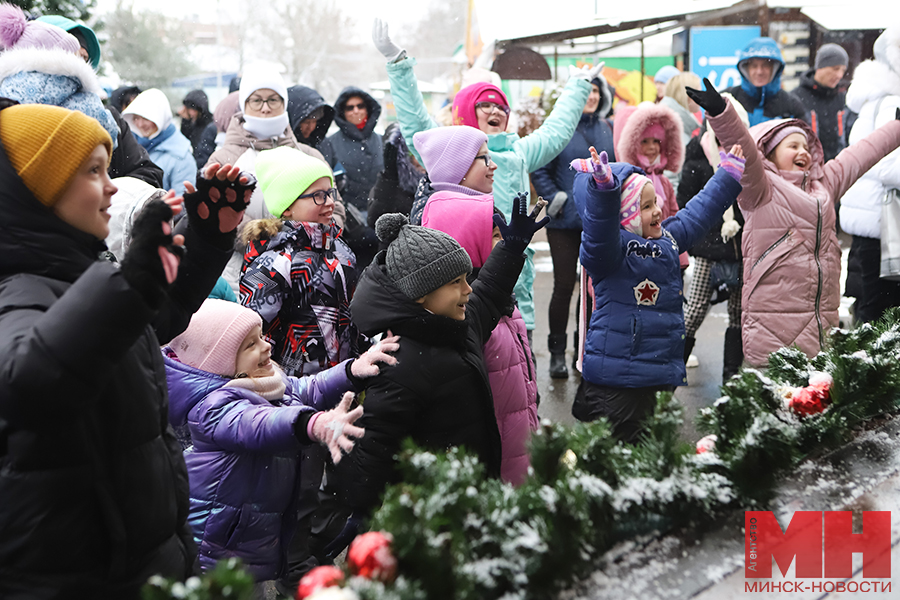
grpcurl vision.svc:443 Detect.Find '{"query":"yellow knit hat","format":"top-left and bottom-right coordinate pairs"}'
top-left (0, 104), bottom-right (113, 207)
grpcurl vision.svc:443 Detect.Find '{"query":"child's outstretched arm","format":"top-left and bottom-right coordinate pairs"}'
top-left (514, 66), bottom-right (594, 172)
top-left (571, 148), bottom-right (624, 281)
top-left (374, 19), bottom-right (438, 164)
top-left (822, 108), bottom-right (900, 202)
top-left (690, 79), bottom-right (771, 212)
top-left (666, 145), bottom-right (744, 252)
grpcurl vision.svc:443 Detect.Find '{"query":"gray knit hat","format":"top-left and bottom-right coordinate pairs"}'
top-left (815, 44), bottom-right (849, 70)
top-left (375, 213), bottom-right (472, 300)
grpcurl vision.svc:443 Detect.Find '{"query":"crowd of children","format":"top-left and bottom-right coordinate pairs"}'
top-left (5, 16), bottom-right (900, 598)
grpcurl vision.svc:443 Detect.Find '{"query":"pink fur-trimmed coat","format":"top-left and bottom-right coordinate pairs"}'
top-left (615, 102), bottom-right (686, 264)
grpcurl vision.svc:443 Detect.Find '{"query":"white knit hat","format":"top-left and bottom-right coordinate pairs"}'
top-left (239, 63), bottom-right (289, 113)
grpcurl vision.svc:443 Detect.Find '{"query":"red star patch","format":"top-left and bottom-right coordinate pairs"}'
top-left (634, 279), bottom-right (660, 306)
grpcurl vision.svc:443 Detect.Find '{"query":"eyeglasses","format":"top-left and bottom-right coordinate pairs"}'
top-left (297, 188), bottom-right (337, 205)
top-left (475, 102), bottom-right (510, 116)
top-left (246, 96), bottom-right (284, 110)
top-left (345, 102), bottom-right (366, 111)
top-left (474, 154), bottom-right (492, 168)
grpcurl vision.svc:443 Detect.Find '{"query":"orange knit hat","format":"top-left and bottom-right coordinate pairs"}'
top-left (0, 104), bottom-right (112, 206)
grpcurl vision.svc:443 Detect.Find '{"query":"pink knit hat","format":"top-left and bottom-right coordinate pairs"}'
top-left (422, 193), bottom-right (495, 268)
top-left (169, 299), bottom-right (263, 377)
top-left (642, 122), bottom-right (665, 143)
top-left (451, 82), bottom-right (509, 129)
top-left (620, 173), bottom-right (652, 235)
top-left (763, 125), bottom-right (807, 157)
top-left (413, 126), bottom-right (488, 186)
top-left (0, 4), bottom-right (80, 54)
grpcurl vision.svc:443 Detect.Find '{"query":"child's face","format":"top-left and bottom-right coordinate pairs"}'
top-left (460, 142), bottom-right (496, 193)
top-left (416, 273), bottom-right (472, 321)
top-left (475, 102), bottom-right (508, 135)
top-left (640, 137), bottom-right (661, 163)
top-left (639, 183), bottom-right (662, 239)
top-left (281, 177), bottom-right (335, 224)
top-left (234, 324), bottom-right (276, 378)
top-left (53, 144), bottom-right (118, 240)
top-left (131, 114), bottom-right (158, 138)
top-left (770, 133), bottom-right (811, 172)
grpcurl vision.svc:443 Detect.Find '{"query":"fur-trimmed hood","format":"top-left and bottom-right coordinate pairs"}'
top-left (615, 102), bottom-right (684, 174)
top-left (846, 27), bottom-right (900, 113)
top-left (0, 46), bottom-right (103, 94)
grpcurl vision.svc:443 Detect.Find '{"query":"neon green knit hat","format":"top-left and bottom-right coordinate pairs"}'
top-left (255, 146), bottom-right (335, 218)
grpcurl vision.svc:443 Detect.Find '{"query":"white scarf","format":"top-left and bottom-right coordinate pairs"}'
top-left (224, 364), bottom-right (287, 400)
top-left (242, 112), bottom-right (290, 140)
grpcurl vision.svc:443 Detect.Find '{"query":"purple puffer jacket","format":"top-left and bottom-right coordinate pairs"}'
top-left (164, 352), bottom-right (355, 580)
top-left (484, 308), bottom-right (539, 486)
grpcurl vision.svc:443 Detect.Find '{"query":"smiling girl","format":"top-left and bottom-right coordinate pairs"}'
top-left (688, 79), bottom-right (900, 366)
top-left (570, 145), bottom-right (743, 442)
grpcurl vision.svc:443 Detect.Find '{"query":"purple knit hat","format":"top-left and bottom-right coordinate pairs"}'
top-left (763, 125), bottom-right (807, 156)
top-left (0, 3), bottom-right (80, 54)
top-left (413, 126), bottom-right (488, 186)
top-left (169, 299), bottom-right (263, 377)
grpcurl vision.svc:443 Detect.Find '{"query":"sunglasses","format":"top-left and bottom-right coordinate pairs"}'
top-left (297, 188), bottom-right (337, 205)
top-left (345, 103), bottom-right (366, 111)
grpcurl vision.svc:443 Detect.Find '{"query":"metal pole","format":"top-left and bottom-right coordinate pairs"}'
top-left (640, 27), bottom-right (645, 101)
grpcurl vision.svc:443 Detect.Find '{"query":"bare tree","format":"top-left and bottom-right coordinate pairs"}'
top-left (401, 0), bottom-right (469, 82)
top-left (105, 3), bottom-right (195, 88)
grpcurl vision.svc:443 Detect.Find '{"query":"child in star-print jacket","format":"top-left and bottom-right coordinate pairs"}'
top-left (571, 146), bottom-right (744, 442)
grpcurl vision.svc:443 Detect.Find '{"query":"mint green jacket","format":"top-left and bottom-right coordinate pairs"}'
top-left (386, 57), bottom-right (590, 329)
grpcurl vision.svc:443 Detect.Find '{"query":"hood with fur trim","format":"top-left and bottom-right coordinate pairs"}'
top-left (615, 102), bottom-right (684, 174)
top-left (0, 46), bottom-right (103, 95)
top-left (846, 27), bottom-right (900, 113)
top-left (750, 117), bottom-right (824, 180)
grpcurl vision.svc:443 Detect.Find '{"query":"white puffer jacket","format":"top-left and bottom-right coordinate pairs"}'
top-left (840, 27), bottom-right (900, 239)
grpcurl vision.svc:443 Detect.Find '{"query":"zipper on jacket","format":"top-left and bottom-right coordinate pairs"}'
top-left (801, 170), bottom-right (809, 192)
top-left (749, 231), bottom-right (791, 276)
top-left (814, 200), bottom-right (824, 348)
top-left (516, 332), bottom-right (534, 381)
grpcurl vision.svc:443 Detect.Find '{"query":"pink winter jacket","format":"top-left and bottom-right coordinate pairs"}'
top-left (709, 100), bottom-right (900, 366)
top-left (422, 192), bottom-right (539, 486)
top-left (484, 307), bottom-right (539, 486)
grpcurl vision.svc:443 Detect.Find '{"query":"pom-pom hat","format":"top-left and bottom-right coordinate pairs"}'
top-left (0, 3), bottom-right (79, 54)
top-left (375, 213), bottom-right (472, 300)
top-left (169, 299), bottom-right (262, 377)
top-left (0, 103), bottom-right (112, 207)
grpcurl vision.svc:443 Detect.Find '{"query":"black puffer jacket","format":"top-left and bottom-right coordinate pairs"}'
top-left (327, 87), bottom-right (384, 211)
top-left (287, 85), bottom-right (336, 165)
top-left (337, 243), bottom-right (524, 515)
top-left (676, 134), bottom-right (743, 261)
top-left (366, 123), bottom-right (424, 228)
top-left (0, 122), bottom-right (232, 596)
top-left (180, 90), bottom-right (217, 169)
top-left (791, 69), bottom-right (848, 162)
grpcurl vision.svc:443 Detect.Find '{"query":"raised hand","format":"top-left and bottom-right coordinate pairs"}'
top-left (718, 144), bottom-right (746, 182)
top-left (494, 192), bottom-right (550, 254)
top-left (311, 392), bottom-right (365, 465)
top-left (685, 77), bottom-right (727, 117)
top-left (372, 18), bottom-right (404, 62)
top-left (121, 199), bottom-right (185, 307)
top-left (568, 61), bottom-right (605, 82)
top-left (350, 333), bottom-right (400, 379)
top-left (570, 147), bottom-right (614, 189)
top-left (182, 163), bottom-right (256, 243)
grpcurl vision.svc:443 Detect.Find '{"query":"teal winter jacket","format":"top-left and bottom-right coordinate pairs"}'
top-left (385, 57), bottom-right (590, 329)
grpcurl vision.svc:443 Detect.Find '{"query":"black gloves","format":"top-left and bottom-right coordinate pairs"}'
top-left (685, 77), bottom-right (727, 117)
top-left (183, 170), bottom-right (256, 245)
top-left (120, 199), bottom-right (184, 308)
top-left (493, 192), bottom-right (549, 255)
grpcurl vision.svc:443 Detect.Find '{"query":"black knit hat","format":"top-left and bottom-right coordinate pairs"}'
top-left (375, 213), bottom-right (472, 300)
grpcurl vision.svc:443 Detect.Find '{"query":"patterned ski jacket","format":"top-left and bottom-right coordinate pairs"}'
top-left (240, 219), bottom-right (360, 376)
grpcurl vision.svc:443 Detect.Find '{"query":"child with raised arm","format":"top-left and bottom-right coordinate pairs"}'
top-left (571, 146), bottom-right (744, 442)
top-left (163, 299), bottom-right (398, 580)
top-left (687, 79), bottom-right (900, 366)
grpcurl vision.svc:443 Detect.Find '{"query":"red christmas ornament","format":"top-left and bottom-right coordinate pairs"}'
top-left (296, 566), bottom-right (345, 600)
top-left (696, 434), bottom-right (718, 454)
top-left (347, 531), bottom-right (398, 582)
top-left (789, 386), bottom-right (826, 417)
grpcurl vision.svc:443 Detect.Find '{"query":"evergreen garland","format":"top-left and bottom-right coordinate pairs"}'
top-left (144, 311), bottom-right (900, 600)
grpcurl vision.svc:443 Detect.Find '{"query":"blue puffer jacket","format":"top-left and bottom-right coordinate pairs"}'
top-left (531, 84), bottom-right (615, 230)
top-left (725, 37), bottom-right (809, 127)
top-left (574, 163), bottom-right (741, 388)
top-left (141, 127), bottom-right (197, 197)
top-left (164, 352), bottom-right (356, 580)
